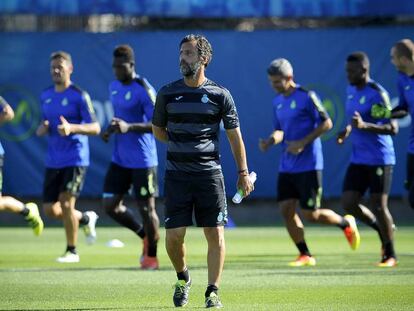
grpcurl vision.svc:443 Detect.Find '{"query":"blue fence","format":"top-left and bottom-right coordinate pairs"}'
top-left (1, 0), bottom-right (414, 17)
top-left (0, 27), bottom-right (412, 198)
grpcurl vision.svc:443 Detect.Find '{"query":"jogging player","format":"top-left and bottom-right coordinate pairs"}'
top-left (259, 58), bottom-right (360, 267)
top-left (37, 51), bottom-right (100, 263)
top-left (337, 51), bottom-right (398, 267)
top-left (0, 96), bottom-right (44, 235)
top-left (101, 44), bottom-right (160, 270)
top-left (152, 34), bottom-right (253, 308)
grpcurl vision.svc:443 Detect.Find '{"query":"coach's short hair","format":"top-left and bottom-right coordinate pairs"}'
top-left (180, 34), bottom-right (213, 68)
top-left (346, 51), bottom-right (370, 69)
top-left (113, 44), bottom-right (135, 63)
top-left (394, 39), bottom-right (414, 61)
top-left (50, 51), bottom-right (72, 64)
top-left (267, 58), bottom-right (293, 77)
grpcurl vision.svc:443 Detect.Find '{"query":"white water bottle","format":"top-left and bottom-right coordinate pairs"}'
top-left (232, 171), bottom-right (257, 204)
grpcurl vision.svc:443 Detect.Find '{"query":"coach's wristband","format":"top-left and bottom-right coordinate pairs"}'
top-left (238, 169), bottom-right (248, 176)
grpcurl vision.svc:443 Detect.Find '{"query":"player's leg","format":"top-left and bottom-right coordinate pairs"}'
top-left (299, 170), bottom-right (360, 250)
top-left (194, 175), bottom-right (226, 308)
top-left (0, 196), bottom-right (44, 236)
top-left (133, 167), bottom-right (160, 269)
top-left (103, 162), bottom-right (145, 237)
top-left (164, 176), bottom-right (193, 307)
top-left (406, 153), bottom-right (414, 209)
top-left (277, 173), bottom-right (315, 266)
top-left (369, 165), bottom-right (397, 267)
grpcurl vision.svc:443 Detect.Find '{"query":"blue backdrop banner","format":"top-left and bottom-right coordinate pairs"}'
top-left (1, 0), bottom-right (414, 17)
top-left (0, 27), bottom-right (412, 198)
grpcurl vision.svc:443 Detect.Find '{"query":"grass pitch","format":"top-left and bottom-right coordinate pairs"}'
top-left (0, 226), bottom-right (413, 310)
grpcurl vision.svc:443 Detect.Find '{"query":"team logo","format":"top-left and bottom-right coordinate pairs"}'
top-left (201, 94), bottom-right (209, 103)
top-left (277, 103), bottom-right (282, 110)
top-left (175, 95), bottom-right (183, 101)
top-left (217, 212), bottom-right (224, 222)
top-left (111, 90), bottom-right (118, 95)
top-left (405, 85), bottom-right (411, 91)
top-left (125, 91), bottom-right (132, 101)
top-left (376, 167), bottom-right (384, 176)
top-left (61, 97), bottom-right (68, 106)
top-left (290, 100), bottom-right (296, 109)
top-left (0, 85), bottom-right (40, 142)
top-left (359, 96), bottom-right (366, 105)
top-left (304, 83), bottom-right (345, 141)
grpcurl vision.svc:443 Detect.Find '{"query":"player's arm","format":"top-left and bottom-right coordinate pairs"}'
top-left (0, 101), bottom-right (14, 124)
top-left (152, 125), bottom-right (168, 143)
top-left (226, 127), bottom-right (253, 197)
top-left (59, 91), bottom-right (101, 136)
top-left (36, 120), bottom-right (50, 136)
top-left (259, 130), bottom-right (284, 152)
top-left (58, 116), bottom-right (101, 136)
top-left (337, 124), bottom-right (352, 144)
top-left (352, 111), bottom-right (398, 135)
top-left (286, 118), bottom-right (332, 154)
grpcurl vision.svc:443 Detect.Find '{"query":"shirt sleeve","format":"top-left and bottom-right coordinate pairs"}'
top-left (221, 89), bottom-right (239, 129)
top-left (152, 87), bottom-right (168, 127)
top-left (397, 76), bottom-right (408, 110)
top-left (141, 88), bottom-right (155, 121)
top-left (272, 100), bottom-right (281, 131)
top-left (79, 91), bottom-right (97, 123)
top-left (307, 91), bottom-right (329, 124)
top-left (0, 96), bottom-right (7, 112)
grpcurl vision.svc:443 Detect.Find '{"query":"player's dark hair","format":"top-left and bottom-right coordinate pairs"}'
top-left (180, 34), bottom-right (213, 68)
top-left (346, 51), bottom-right (370, 69)
top-left (50, 51), bottom-right (72, 64)
top-left (113, 44), bottom-right (135, 63)
top-left (394, 39), bottom-right (414, 61)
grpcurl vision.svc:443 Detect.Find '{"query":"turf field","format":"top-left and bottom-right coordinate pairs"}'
top-left (1, 226), bottom-right (413, 310)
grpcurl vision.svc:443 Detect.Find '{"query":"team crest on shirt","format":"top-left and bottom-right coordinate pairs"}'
top-left (348, 94), bottom-right (353, 99)
top-left (405, 85), bottom-right (411, 91)
top-left (201, 94), bottom-right (209, 103)
top-left (307, 198), bottom-right (314, 207)
top-left (359, 96), bottom-right (366, 104)
top-left (61, 97), bottom-right (68, 106)
top-left (125, 91), bottom-right (132, 101)
top-left (277, 103), bottom-right (282, 110)
top-left (111, 90), bottom-right (118, 95)
top-left (45, 98), bottom-right (51, 104)
top-left (290, 100), bottom-right (296, 109)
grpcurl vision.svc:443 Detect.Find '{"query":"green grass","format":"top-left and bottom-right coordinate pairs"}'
top-left (0, 226), bottom-right (413, 310)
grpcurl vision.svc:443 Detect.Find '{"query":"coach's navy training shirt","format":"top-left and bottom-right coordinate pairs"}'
top-left (345, 80), bottom-right (395, 165)
top-left (396, 72), bottom-right (414, 154)
top-left (40, 84), bottom-right (97, 168)
top-left (109, 77), bottom-right (158, 169)
top-left (152, 78), bottom-right (239, 177)
top-left (272, 86), bottom-right (328, 173)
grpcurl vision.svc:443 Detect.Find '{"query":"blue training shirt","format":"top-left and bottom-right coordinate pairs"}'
top-left (109, 76), bottom-right (158, 169)
top-left (40, 84), bottom-right (97, 168)
top-left (272, 86), bottom-right (328, 173)
top-left (345, 80), bottom-right (395, 165)
top-left (396, 72), bottom-right (414, 154)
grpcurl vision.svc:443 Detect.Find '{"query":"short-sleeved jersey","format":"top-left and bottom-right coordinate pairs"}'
top-left (109, 76), bottom-right (158, 168)
top-left (152, 78), bottom-right (239, 177)
top-left (40, 84), bottom-right (97, 168)
top-left (272, 86), bottom-right (328, 173)
top-left (345, 80), bottom-right (395, 165)
top-left (396, 72), bottom-right (414, 154)
top-left (0, 96), bottom-right (8, 156)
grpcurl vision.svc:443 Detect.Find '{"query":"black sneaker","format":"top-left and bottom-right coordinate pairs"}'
top-left (205, 292), bottom-right (223, 308)
top-left (173, 279), bottom-right (191, 307)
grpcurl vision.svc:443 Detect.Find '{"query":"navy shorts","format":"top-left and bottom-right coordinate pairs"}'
top-left (343, 163), bottom-right (393, 195)
top-left (277, 170), bottom-right (322, 210)
top-left (103, 162), bottom-right (158, 200)
top-left (43, 166), bottom-right (87, 203)
top-left (164, 174), bottom-right (228, 229)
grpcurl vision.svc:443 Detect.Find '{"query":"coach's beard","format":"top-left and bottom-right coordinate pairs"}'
top-left (180, 60), bottom-right (202, 79)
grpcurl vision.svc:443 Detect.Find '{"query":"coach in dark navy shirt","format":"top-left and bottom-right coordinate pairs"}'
top-left (152, 34), bottom-right (253, 309)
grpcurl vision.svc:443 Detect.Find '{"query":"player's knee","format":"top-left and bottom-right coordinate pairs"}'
top-left (302, 210), bottom-right (319, 222)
